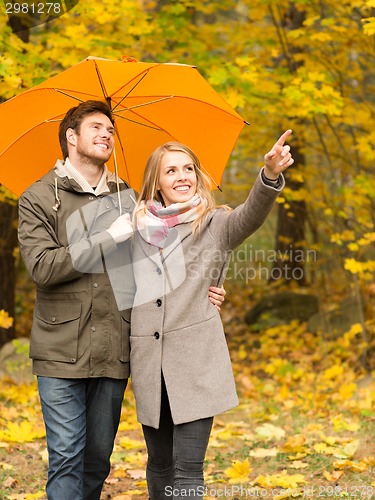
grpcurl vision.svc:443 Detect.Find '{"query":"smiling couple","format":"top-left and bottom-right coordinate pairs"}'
top-left (18, 99), bottom-right (293, 500)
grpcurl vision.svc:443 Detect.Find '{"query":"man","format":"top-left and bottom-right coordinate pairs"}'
top-left (18, 100), bottom-right (224, 500)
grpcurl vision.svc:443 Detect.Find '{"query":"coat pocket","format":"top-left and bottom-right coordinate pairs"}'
top-left (30, 301), bottom-right (81, 363)
top-left (119, 310), bottom-right (131, 362)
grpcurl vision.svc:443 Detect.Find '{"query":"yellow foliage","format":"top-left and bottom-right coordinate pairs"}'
top-left (24, 491), bottom-right (45, 499)
top-left (331, 415), bottom-right (360, 433)
top-left (255, 471), bottom-right (305, 489)
top-left (323, 364), bottom-right (344, 380)
top-left (338, 382), bottom-right (357, 400)
top-left (288, 460), bottom-right (309, 470)
top-left (333, 439), bottom-right (360, 459)
top-left (0, 420), bottom-right (45, 443)
top-left (249, 447), bottom-right (278, 458)
top-left (344, 258), bottom-right (375, 275)
top-left (255, 423), bottom-right (286, 441)
top-left (118, 436), bottom-right (146, 450)
top-left (323, 470), bottom-right (344, 481)
top-left (0, 310), bottom-right (13, 329)
top-left (0, 380), bottom-right (38, 405)
top-left (330, 230), bottom-right (356, 245)
top-left (362, 17), bottom-right (375, 35)
top-left (0, 462), bottom-right (13, 470)
top-left (313, 442), bottom-right (336, 455)
top-left (224, 458), bottom-right (251, 483)
top-left (281, 435), bottom-right (307, 453)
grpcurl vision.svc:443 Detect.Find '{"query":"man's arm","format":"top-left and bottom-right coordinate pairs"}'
top-left (208, 285), bottom-right (226, 311)
top-left (18, 188), bottom-right (133, 288)
top-left (18, 189), bottom-right (83, 287)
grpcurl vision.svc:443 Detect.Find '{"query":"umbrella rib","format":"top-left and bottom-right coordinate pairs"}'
top-left (112, 113), bottom-right (163, 131)
top-left (114, 96), bottom-right (174, 111)
top-left (55, 89), bottom-right (85, 103)
top-left (94, 61), bottom-right (110, 105)
top-left (114, 94), bottom-right (247, 124)
top-left (112, 72), bottom-right (149, 112)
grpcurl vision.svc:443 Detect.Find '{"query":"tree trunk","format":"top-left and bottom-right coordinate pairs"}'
top-left (270, 2), bottom-right (307, 285)
top-left (0, 200), bottom-right (18, 346)
top-left (271, 146), bottom-right (307, 285)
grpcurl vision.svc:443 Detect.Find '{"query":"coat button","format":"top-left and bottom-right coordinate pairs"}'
top-left (156, 299), bottom-right (162, 307)
top-left (154, 332), bottom-right (160, 339)
top-left (51, 316), bottom-right (56, 322)
top-left (156, 268), bottom-right (162, 275)
top-left (93, 282), bottom-right (98, 288)
top-left (91, 326), bottom-right (96, 332)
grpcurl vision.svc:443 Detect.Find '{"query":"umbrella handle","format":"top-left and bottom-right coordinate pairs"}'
top-left (113, 146), bottom-right (123, 215)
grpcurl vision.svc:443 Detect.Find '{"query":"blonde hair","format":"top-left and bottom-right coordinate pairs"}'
top-left (136, 142), bottom-right (231, 234)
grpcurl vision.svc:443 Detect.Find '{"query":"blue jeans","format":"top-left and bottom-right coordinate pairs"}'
top-left (38, 376), bottom-right (127, 500)
top-left (142, 378), bottom-right (213, 500)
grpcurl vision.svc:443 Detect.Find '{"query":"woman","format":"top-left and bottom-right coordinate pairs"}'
top-left (130, 130), bottom-right (294, 499)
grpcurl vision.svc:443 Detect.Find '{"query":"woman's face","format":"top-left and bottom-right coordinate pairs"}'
top-left (157, 151), bottom-right (198, 207)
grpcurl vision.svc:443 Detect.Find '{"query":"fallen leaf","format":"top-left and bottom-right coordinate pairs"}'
top-left (255, 423), bottom-right (285, 441)
top-left (224, 459), bottom-right (251, 483)
top-left (126, 468), bottom-right (146, 479)
top-left (249, 447), bottom-right (278, 458)
top-left (288, 460), bottom-right (309, 469)
top-left (282, 435), bottom-right (306, 453)
top-left (3, 475), bottom-right (18, 488)
top-left (105, 477), bottom-right (119, 484)
top-left (323, 470), bottom-right (344, 481)
top-left (255, 471), bottom-right (305, 489)
top-left (288, 453), bottom-right (307, 461)
top-left (118, 436), bottom-right (145, 450)
top-left (333, 439), bottom-right (360, 459)
top-left (0, 461), bottom-right (14, 470)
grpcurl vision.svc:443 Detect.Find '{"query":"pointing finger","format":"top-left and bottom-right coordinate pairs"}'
top-left (275, 129), bottom-right (292, 147)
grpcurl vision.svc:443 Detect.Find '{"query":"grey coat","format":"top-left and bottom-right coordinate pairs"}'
top-left (18, 166), bottom-right (135, 379)
top-left (130, 171), bottom-right (284, 428)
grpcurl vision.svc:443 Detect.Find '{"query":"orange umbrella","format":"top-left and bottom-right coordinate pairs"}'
top-left (0, 56), bottom-right (247, 198)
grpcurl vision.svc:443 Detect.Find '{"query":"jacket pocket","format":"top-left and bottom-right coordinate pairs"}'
top-left (30, 301), bottom-right (81, 363)
top-left (119, 310), bottom-right (131, 362)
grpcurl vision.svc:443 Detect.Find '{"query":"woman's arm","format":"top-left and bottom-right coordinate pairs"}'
top-left (213, 130), bottom-right (294, 251)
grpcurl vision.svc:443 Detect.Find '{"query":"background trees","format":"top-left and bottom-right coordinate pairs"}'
top-left (0, 0), bottom-right (374, 347)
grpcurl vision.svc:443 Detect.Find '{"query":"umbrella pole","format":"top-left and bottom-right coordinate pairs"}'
top-left (113, 146), bottom-right (123, 215)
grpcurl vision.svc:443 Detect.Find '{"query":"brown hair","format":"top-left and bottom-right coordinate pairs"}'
top-left (136, 142), bottom-right (230, 233)
top-left (59, 100), bottom-right (114, 159)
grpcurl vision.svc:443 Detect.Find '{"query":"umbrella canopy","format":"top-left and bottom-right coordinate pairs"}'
top-left (0, 56), bottom-right (247, 197)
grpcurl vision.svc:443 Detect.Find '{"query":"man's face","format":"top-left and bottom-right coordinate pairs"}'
top-left (69, 112), bottom-right (115, 165)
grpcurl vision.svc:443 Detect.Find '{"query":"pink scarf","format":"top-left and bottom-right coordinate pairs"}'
top-left (136, 194), bottom-right (206, 248)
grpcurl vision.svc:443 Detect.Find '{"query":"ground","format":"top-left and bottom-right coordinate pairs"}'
top-left (1, 283), bottom-right (375, 499)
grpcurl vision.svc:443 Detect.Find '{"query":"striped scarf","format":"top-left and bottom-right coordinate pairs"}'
top-left (136, 194), bottom-right (206, 248)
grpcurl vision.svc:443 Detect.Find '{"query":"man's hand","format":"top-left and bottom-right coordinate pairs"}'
top-left (263, 129), bottom-right (294, 180)
top-left (106, 212), bottom-right (133, 244)
top-left (208, 285), bottom-right (226, 311)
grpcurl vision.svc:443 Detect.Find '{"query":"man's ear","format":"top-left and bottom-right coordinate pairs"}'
top-left (66, 128), bottom-right (77, 148)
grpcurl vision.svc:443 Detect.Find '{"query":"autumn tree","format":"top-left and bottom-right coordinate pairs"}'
top-left (0, 0), bottom-right (374, 345)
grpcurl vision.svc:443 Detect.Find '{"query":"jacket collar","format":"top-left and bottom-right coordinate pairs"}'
top-left (53, 159), bottom-right (126, 195)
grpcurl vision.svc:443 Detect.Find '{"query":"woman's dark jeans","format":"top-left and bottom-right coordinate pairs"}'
top-left (142, 379), bottom-right (213, 500)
